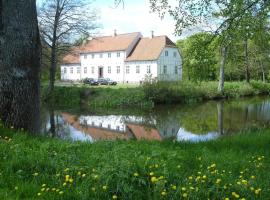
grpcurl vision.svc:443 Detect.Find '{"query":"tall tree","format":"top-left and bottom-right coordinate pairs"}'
top-left (0, 0), bottom-right (41, 132)
top-left (38, 0), bottom-right (98, 97)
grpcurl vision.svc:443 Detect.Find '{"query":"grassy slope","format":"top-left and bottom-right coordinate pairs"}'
top-left (0, 125), bottom-right (270, 200)
top-left (43, 81), bottom-right (270, 108)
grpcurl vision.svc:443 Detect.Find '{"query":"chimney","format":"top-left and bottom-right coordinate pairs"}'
top-left (114, 29), bottom-right (117, 37)
top-left (151, 30), bottom-right (154, 39)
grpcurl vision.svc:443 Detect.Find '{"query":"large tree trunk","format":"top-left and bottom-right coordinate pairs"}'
top-left (0, 0), bottom-right (41, 133)
top-left (218, 46), bottom-right (227, 94)
top-left (244, 38), bottom-right (250, 83)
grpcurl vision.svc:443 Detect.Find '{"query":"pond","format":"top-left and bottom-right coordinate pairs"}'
top-left (40, 96), bottom-right (270, 142)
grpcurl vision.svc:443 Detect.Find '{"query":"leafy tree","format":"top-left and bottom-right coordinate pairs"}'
top-left (0, 0), bottom-right (41, 132)
top-left (177, 33), bottom-right (218, 82)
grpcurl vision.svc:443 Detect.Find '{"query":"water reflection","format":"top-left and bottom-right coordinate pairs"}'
top-left (41, 97), bottom-right (270, 142)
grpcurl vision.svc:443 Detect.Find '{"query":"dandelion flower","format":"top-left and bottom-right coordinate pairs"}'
top-left (112, 195), bottom-right (118, 199)
top-left (37, 193), bottom-right (41, 196)
top-left (182, 193), bottom-right (188, 198)
top-left (102, 186), bottom-right (107, 190)
top-left (133, 172), bottom-right (139, 177)
top-left (149, 172), bottom-right (154, 176)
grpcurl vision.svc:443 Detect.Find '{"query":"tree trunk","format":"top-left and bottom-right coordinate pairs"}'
top-left (218, 46), bottom-right (227, 94)
top-left (0, 0), bottom-right (41, 133)
top-left (47, 46), bottom-right (57, 97)
top-left (244, 38), bottom-right (250, 83)
top-left (259, 60), bottom-right (265, 82)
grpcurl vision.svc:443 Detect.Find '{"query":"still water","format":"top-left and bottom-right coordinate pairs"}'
top-left (41, 96), bottom-right (270, 142)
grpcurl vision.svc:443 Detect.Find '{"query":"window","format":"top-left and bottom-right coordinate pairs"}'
top-left (173, 52), bottom-right (177, 57)
top-left (175, 66), bottom-right (178, 74)
top-left (77, 67), bottom-right (80, 74)
top-left (163, 65), bottom-right (167, 74)
top-left (117, 52), bottom-right (121, 57)
top-left (108, 66), bottom-right (111, 74)
top-left (136, 66), bottom-right (140, 74)
top-left (100, 53), bottom-right (103, 58)
top-left (126, 66), bottom-right (130, 74)
top-left (165, 51), bottom-right (168, 56)
top-left (117, 66), bottom-right (120, 74)
top-left (147, 65), bottom-right (151, 74)
top-left (108, 124), bottom-right (111, 129)
top-left (84, 67), bottom-right (87, 74)
top-left (91, 67), bottom-right (94, 74)
top-left (108, 53), bottom-right (111, 58)
top-left (92, 54), bottom-right (95, 59)
top-left (84, 55), bottom-right (87, 59)
top-left (64, 67), bottom-right (67, 73)
top-left (70, 67), bottom-right (73, 74)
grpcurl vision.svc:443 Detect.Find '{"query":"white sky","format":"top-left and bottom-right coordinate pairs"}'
top-left (37, 0), bottom-right (208, 42)
top-left (92, 0), bottom-right (182, 41)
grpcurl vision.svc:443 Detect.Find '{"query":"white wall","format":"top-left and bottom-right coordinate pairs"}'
top-left (80, 51), bottom-right (126, 82)
top-left (61, 64), bottom-right (81, 81)
top-left (157, 47), bottom-right (182, 81)
top-left (124, 61), bottom-right (158, 83)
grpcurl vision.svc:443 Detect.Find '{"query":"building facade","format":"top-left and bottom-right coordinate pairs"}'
top-left (61, 32), bottom-right (182, 83)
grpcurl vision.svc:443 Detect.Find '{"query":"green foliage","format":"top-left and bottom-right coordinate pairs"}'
top-left (142, 81), bottom-right (270, 104)
top-left (1, 125), bottom-right (270, 199)
top-left (177, 33), bottom-right (218, 82)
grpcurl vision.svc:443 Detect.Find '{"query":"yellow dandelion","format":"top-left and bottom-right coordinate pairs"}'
top-left (181, 187), bottom-right (186, 191)
top-left (250, 175), bottom-right (255, 179)
top-left (133, 172), bottom-right (139, 177)
top-left (232, 192), bottom-right (240, 198)
top-left (41, 188), bottom-right (45, 192)
top-left (182, 193), bottom-right (188, 198)
top-left (69, 178), bottom-right (74, 183)
top-left (63, 182), bottom-right (67, 186)
top-left (42, 184), bottom-right (46, 187)
top-left (216, 179), bottom-right (222, 184)
top-left (82, 173), bottom-right (86, 177)
top-left (149, 172), bottom-right (154, 176)
top-left (59, 191), bottom-right (64, 195)
top-left (91, 187), bottom-right (96, 192)
top-left (112, 195), bottom-right (118, 199)
top-left (14, 186), bottom-right (18, 190)
top-left (37, 193), bottom-right (42, 196)
top-left (224, 198), bottom-right (230, 200)
top-left (171, 185), bottom-right (177, 190)
top-left (161, 191), bottom-right (166, 196)
top-left (33, 172), bottom-right (39, 176)
top-left (188, 176), bottom-right (193, 180)
top-left (151, 176), bottom-right (158, 183)
top-left (77, 171), bottom-right (82, 176)
top-left (255, 188), bottom-right (261, 195)
top-left (102, 186), bottom-right (107, 190)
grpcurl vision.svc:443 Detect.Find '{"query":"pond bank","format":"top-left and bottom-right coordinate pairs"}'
top-left (42, 81), bottom-right (270, 108)
top-left (1, 125), bottom-right (270, 199)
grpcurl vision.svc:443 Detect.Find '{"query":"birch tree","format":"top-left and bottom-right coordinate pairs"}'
top-left (0, 0), bottom-right (41, 132)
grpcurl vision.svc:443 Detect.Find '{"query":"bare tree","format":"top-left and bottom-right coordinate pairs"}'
top-left (38, 0), bottom-right (98, 97)
top-left (0, 0), bottom-right (41, 133)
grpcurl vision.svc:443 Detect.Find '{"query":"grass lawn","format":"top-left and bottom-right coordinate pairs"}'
top-left (0, 123), bottom-right (270, 200)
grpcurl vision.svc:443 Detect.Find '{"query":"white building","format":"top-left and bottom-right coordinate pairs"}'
top-left (61, 31), bottom-right (182, 83)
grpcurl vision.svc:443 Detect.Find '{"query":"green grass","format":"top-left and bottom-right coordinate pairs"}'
top-left (0, 123), bottom-right (270, 200)
top-left (42, 80), bottom-right (270, 108)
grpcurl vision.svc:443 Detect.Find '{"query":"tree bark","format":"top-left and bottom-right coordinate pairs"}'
top-left (0, 0), bottom-right (41, 133)
top-left (244, 38), bottom-right (250, 83)
top-left (218, 46), bottom-right (227, 94)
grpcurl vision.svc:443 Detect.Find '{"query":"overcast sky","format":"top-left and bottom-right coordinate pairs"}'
top-left (37, 0), bottom-right (204, 42)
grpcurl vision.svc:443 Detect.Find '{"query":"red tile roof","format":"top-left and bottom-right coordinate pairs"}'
top-left (80, 32), bottom-right (141, 53)
top-left (62, 47), bottom-right (81, 64)
top-left (125, 36), bottom-right (177, 61)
